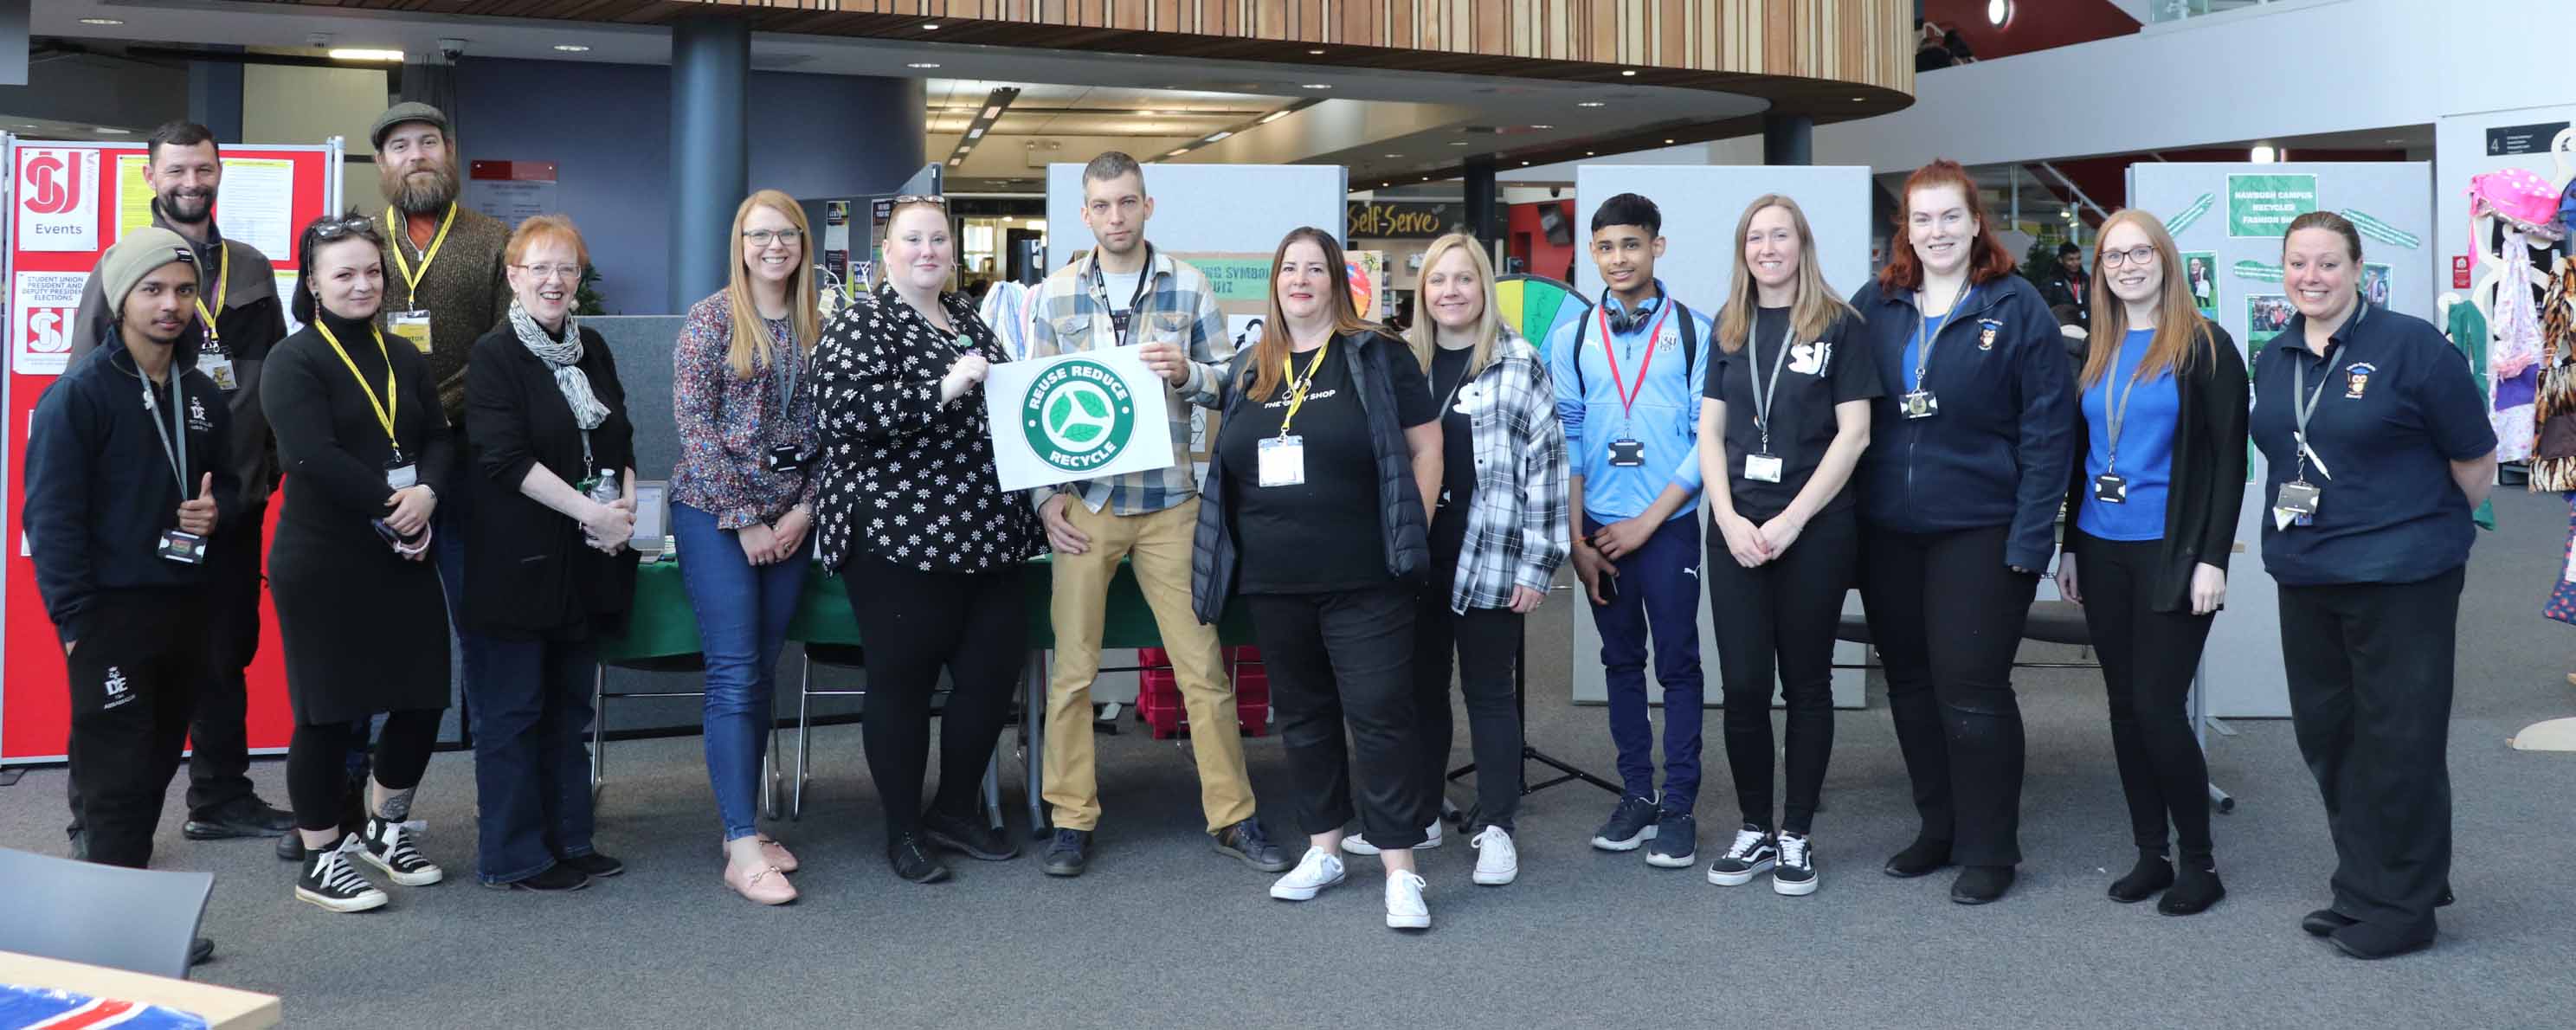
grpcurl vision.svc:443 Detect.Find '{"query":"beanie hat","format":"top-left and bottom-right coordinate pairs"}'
top-left (370, 102), bottom-right (451, 150)
top-left (97, 227), bottom-right (199, 316)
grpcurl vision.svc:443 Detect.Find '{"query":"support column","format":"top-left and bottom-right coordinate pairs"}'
top-left (1762, 113), bottom-right (1813, 166)
top-left (670, 16), bottom-right (750, 312)
top-left (1464, 153), bottom-right (1500, 245)
top-left (186, 59), bottom-right (244, 142)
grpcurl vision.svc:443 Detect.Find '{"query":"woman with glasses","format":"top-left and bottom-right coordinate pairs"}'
top-left (265, 212), bottom-right (455, 912)
top-left (2052, 210), bottom-right (2246, 916)
top-left (808, 194), bottom-right (1039, 884)
top-left (671, 190), bottom-right (820, 904)
top-left (460, 214), bottom-right (640, 892)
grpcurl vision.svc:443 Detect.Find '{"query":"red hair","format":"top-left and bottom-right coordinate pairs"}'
top-left (1877, 159), bottom-right (2017, 293)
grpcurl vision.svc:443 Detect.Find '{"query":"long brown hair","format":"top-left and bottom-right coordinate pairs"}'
top-left (1715, 194), bottom-right (1856, 353)
top-left (1876, 158), bottom-right (2018, 293)
top-left (1244, 227), bottom-right (1381, 401)
top-left (1402, 233), bottom-right (1504, 380)
top-left (2081, 209), bottom-right (2214, 389)
top-left (724, 190), bottom-right (821, 379)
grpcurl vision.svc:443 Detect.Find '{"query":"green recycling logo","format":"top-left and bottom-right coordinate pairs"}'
top-left (1022, 358), bottom-right (1137, 473)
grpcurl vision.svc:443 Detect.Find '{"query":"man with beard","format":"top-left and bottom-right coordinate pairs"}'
top-left (65, 121), bottom-right (293, 856)
top-left (370, 102), bottom-right (512, 424)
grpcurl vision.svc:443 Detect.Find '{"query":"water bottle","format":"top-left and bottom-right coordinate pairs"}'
top-left (584, 469), bottom-right (621, 547)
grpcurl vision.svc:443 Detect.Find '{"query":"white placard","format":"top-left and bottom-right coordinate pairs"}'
top-left (16, 147), bottom-right (101, 253)
top-left (12, 271), bottom-right (89, 376)
top-left (215, 157), bottom-right (295, 260)
top-left (983, 345), bottom-right (1175, 492)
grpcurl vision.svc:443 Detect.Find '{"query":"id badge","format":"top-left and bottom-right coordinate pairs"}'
top-left (2272, 480), bottom-right (2322, 531)
top-left (1745, 454), bottom-right (1784, 484)
top-left (200, 354), bottom-right (238, 392)
top-left (390, 310), bottom-right (435, 354)
top-left (1258, 435), bottom-right (1306, 487)
top-left (158, 529), bottom-right (206, 564)
top-left (386, 463), bottom-right (418, 490)
top-left (1607, 438), bottom-right (1646, 467)
top-left (765, 444), bottom-right (805, 473)
top-left (1901, 389), bottom-right (1940, 419)
top-left (2091, 473), bottom-right (2128, 504)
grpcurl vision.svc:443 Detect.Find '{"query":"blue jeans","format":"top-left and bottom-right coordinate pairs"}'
top-left (466, 632), bottom-right (600, 884)
top-left (1584, 513), bottom-right (1704, 813)
top-left (672, 501), bottom-right (811, 842)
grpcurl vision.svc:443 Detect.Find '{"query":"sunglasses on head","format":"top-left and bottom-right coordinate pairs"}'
top-left (890, 194), bottom-right (949, 208)
top-left (310, 213), bottom-right (382, 244)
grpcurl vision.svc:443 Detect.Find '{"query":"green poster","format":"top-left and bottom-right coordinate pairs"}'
top-left (1194, 257), bottom-right (1277, 305)
top-left (2227, 174), bottom-right (2317, 238)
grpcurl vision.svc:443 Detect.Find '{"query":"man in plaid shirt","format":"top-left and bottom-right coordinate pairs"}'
top-left (1024, 152), bottom-right (1285, 879)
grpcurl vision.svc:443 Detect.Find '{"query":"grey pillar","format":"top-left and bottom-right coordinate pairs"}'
top-left (1762, 113), bottom-right (1813, 166)
top-left (670, 16), bottom-right (750, 312)
top-left (1464, 153), bottom-right (1500, 244)
top-left (186, 60), bottom-right (244, 142)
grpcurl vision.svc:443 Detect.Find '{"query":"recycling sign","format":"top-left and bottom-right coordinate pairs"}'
top-left (984, 344), bottom-right (1177, 491)
top-left (1024, 359), bottom-right (1137, 473)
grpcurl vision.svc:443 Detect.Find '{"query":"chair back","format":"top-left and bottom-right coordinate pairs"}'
top-left (0, 848), bottom-right (212, 980)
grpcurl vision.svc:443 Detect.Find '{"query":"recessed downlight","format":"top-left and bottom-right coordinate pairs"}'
top-left (553, 44), bottom-right (592, 53)
top-left (80, 17), bottom-right (126, 26)
top-left (921, 23), bottom-right (941, 30)
top-left (1301, 83), bottom-right (1331, 90)
top-left (1577, 101), bottom-right (1606, 108)
top-left (907, 62), bottom-right (940, 69)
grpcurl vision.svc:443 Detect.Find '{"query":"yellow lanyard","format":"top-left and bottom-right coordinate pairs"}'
top-left (1277, 339), bottom-right (1332, 437)
top-left (191, 245), bottom-right (227, 347)
top-left (315, 320), bottom-right (401, 451)
top-left (384, 203), bottom-right (457, 299)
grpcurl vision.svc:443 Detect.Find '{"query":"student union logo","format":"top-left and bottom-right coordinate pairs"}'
top-left (1023, 358), bottom-right (1136, 472)
top-left (23, 153), bottom-right (80, 214)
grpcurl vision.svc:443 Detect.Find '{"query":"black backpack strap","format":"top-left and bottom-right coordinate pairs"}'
top-left (1673, 300), bottom-right (1698, 374)
top-left (1571, 310), bottom-right (1589, 397)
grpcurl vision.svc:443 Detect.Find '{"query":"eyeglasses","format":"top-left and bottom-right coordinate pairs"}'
top-left (512, 262), bottom-right (583, 282)
top-left (309, 213), bottom-right (381, 244)
top-left (743, 229), bottom-right (804, 247)
top-left (2099, 246), bottom-right (2158, 267)
top-left (890, 194), bottom-right (948, 207)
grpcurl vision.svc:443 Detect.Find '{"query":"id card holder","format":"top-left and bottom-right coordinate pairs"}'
top-left (1607, 438), bottom-right (1646, 467)
top-left (1258, 435), bottom-right (1306, 487)
top-left (1745, 454), bottom-right (1784, 484)
top-left (158, 529), bottom-right (206, 564)
top-left (386, 462), bottom-right (418, 491)
top-left (200, 353), bottom-right (238, 392)
top-left (2091, 473), bottom-right (2128, 504)
top-left (2273, 480), bottom-right (2322, 531)
top-left (765, 444), bottom-right (805, 473)
top-left (1901, 389), bottom-right (1940, 419)
top-left (390, 310), bottom-right (435, 354)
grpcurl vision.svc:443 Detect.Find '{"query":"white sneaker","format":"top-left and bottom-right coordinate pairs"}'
top-left (1470, 826), bottom-right (1518, 885)
top-left (1385, 870), bottom-right (1431, 930)
top-left (1340, 821), bottom-right (1443, 856)
top-left (1269, 847), bottom-right (1347, 901)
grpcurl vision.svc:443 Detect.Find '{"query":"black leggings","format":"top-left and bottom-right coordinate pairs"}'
top-left (1708, 505), bottom-right (1856, 835)
top-left (288, 711), bottom-right (440, 833)
top-left (841, 552), bottom-right (1026, 842)
top-left (2070, 532), bottom-right (2215, 862)
top-left (1412, 599), bottom-right (1523, 833)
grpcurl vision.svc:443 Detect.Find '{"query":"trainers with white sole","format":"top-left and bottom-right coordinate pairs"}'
top-left (1705, 824), bottom-right (1778, 886)
top-left (1269, 847), bottom-right (1347, 901)
top-left (1342, 821), bottom-right (1443, 856)
top-left (295, 841), bottom-right (389, 913)
top-left (1773, 831), bottom-right (1818, 896)
top-left (1386, 870), bottom-right (1431, 930)
top-left (1470, 826), bottom-right (1518, 885)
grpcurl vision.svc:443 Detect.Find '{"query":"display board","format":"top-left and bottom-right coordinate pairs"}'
top-left (3, 137), bottom-right (343, 763)
top-left (1565, 165), bottom-right (1876, 710)
top-left (2129, 161), bottom-right (2433, 718)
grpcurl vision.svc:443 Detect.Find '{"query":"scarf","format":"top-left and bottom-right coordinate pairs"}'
top-left (509, 298), bottom-right (609, 431)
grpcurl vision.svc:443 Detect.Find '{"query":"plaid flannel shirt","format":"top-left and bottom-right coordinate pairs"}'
top-left (1444, 332), bottom-right (1573, 613)
top-left (1024, 245), bottom-right (1230, 515)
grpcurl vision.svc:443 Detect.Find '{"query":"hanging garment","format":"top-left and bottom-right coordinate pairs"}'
top-left (2448, 301), bottom-right (2503, 529)
top-left (2544, 495), bottom-right (2576, 627)
top-left (2489, 228), bottom-right (2547, 462)
top-left (2534, 263), bottom-right (2576, 489)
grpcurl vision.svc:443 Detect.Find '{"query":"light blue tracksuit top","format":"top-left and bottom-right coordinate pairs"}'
top-left (1547, 283), bottom-right (1711, 523)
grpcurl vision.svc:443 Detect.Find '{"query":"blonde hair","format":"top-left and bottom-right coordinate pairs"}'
top-left (2082, 209), bottom-right (2215, 389)
top-left (1403, 233), bottom-right (1504, 381)
top-left (1714, 195), bottom-right (1855, 353)
top-left (724, 190), bottom-right (820, 379)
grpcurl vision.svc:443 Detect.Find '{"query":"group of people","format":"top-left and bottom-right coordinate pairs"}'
top-left (28, 122), bottom-right (2492, 960)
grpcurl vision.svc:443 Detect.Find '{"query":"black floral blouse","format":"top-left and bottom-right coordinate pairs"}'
top-left (809, 283), bottom-right (1040, 574)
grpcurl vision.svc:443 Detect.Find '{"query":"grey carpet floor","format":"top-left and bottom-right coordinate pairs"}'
top-left (5, 491), bottom-right (2574, 1028)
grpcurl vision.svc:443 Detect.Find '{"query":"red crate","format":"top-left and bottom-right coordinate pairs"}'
top-left (1134, 647), bottom-right (1269, 739)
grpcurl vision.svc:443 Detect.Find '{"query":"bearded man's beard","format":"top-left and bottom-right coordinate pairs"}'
top-left (383, 161), bottom-right (459, 214)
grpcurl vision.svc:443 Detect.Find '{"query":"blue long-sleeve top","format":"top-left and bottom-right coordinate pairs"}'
top-left (1546, 281), bottom-right (1712, 523)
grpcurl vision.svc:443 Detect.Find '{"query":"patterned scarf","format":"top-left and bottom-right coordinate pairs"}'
top-left (508, 298), bottom-right (608, 430)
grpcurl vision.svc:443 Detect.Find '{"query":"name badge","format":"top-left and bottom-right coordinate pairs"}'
top-left (2272, 480), bottom-right (2322, 531)
top-left (386, 463), bottom-right (417, 491)
top-left (390, 310), bottom-right (435, 354)
top-left (1745, 454), bottom-right (1784, 484)
top-left (1258, 435), bottom-right (1305, 486)
top-left (158, 529), bottom-right (206, 564)
top-left (200, 354), bottom-right (237, 392)
top-left (765, 444), bottom-right (806, 473)
top-left (2091, 473), bottom-right (2128, 505)
top-left (1901, 389), bottom-right (1940, 419)
top-left (1607, 438), bottom-right (1646, 467)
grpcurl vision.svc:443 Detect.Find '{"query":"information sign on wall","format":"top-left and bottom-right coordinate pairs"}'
top-left (2226, 173), bottom-right (2318, 237)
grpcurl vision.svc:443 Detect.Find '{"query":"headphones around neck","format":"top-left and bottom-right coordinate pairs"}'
top-left (1602, 286), bottom-right (1663, 335)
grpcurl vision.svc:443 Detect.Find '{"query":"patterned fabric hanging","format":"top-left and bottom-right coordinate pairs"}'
top-left (2531, 263), bottom-right (2576, 491)
top-left (2542, 496), bottom-right (2576, 627)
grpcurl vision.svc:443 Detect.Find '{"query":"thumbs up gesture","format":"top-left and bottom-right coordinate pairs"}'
top-left (177, 473), bottom-right (217, 536)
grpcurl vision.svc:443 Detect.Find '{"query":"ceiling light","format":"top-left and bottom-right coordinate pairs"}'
top-left (328, 48), bottom-right (405, 62)
top-left (1620, 69), bottom-right (1637, 77)
top-left (1852, 96), bottom-right (1867, 102)
top-left (921, 23), bottom-right (941, 30)
top-left (906, 62), bottom-right (940, 69)
top-left (1259, 111), bottom-right (1289, 124)
top-left (553, 44), bottom-right (592, 53)
top-left (1383, 153), bottom-right (1402, 158)
top-left (1665, 138), bottom-right (1675, 145)
top-left (982, 106), bottom-right (1002, 119)
top-left (1987, 0), bottom-right (2012, 26)
top-left (1167, 148), bottom-right (1189, 158)
top-left (1520, 161), bottom-right (1530, 166)
top-left (2250, 144), bottom-right (2277, 164)
top-left (80, 17), bottom-right (126, 26)
top-left (1577, 101), bottom-right (1606, 108)
top-left (1137, 110), bottom-right (1161, 116)
top-left (1585, 151), bottom-right (1595, 156)
top-left (93, 126), bottom-right (132, 135)
top-left (1530, 124), bottom-right (1554, 130)
top-left (967, 127), bottom-right (985, 139)
top-left (1301, 84), bottom-right (1331, 90)
top-left (1204, 132), bottom-right (1232, 142)
top-left (1308, 48), bottom-right (1326, 55)
top-left (950, 158), bottom-right (963, 166)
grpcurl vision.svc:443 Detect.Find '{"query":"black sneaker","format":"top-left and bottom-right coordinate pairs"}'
top-left (485, 863), bottom-right (591, 892)
top-left (1213, 818), bottom-right (1292, 872)
top-left (1589, 795), bottom-right (1660, 852)
top-left (922, 810), bottom-right (1021, 861)
top-left (1041, 828), bottom-right (1092, 877)
top-left (1645, 812), bottom-right (1697, 868)
top-left (2107, 853), bottom-right (2174, 903)
top-left (357, 816), bottom-right (444, 886)
top-left (1772, 832), bottom-right (1818, 897)
top-left (888, 833), bottom-right (953, 884)
top-left (1705, 824), bottom-right (1777, 886)
top-left (295, 842), bottom-right (390, 913)
top-left (557, 852), bottom-right (625, 879)
top-left (184, 795), bottom-right (295, 840)
top-left (276, 831), bottom-right (306, 862)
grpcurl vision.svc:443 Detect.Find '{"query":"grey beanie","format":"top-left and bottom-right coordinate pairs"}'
top-left (97, 227), bottom-right (199, 315)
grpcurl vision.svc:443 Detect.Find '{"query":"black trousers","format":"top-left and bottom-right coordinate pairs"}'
top-left (1412, 598), bottom-right (1523, 833)
top-left (287, 710), bottom-right (440, 833)
top-left (2279, 564), bottom-right (2463, 937)
top-left (841, 553), bottom-right (1025, 842)
top-left (1858, 523), bottom-right (2038, 867)
top-left (1709, 505), bottom-right (1857, 836)
top-left (1249, 585), bottom-right (1433, 849)
top-left (2069, 532), bottom-right (2215, 862)
top-left (65, 589), bottom-right (210, 868)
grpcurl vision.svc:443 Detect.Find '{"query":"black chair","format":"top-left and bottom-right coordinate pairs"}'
top-left (0, 847), bottom-right (213, 980)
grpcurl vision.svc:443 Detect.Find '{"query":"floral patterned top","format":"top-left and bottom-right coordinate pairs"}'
top-left (670, 291), bottom-right (820, 530)
top-left (809, 283), bottom-right (1040, 574)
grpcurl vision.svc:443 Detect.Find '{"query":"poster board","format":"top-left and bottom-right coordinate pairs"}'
top-left (3, 137), bottom-right (343, 763)
top-left (2129, 161), bottom-right (2433, 718)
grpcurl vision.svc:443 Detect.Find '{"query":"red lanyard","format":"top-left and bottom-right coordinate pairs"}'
top-left (1598, 299), bottom-right (1674, 415)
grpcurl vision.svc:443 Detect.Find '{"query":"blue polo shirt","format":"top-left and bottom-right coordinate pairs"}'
top-left (1547, 281), bottom-right (1711, 523)
top-left (2250, 303), bottom-right (2496, 587)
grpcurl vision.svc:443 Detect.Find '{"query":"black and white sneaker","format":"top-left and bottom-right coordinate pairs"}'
top-left (1705, 824), bottom-right (1777, 886)
top-left (1589, 795), bottom-right (1660, 852)
top-left (296, 841), bottom-right (389, 913)
top-left (1645, 813), bottom-right (1697, 868)
top-left (1772, 831), bottom-right (1817, 896)
top-left (357, 816), bottom-right (443, 886)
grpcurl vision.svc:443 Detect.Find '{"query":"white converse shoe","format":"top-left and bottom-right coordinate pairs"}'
top-left (1470, 826), bottom-right (1518, 885)
top-left (1340, 821), bottom-right (1443, 856)
top-left (1385, 870), bottom-right (1431, 930)
top-left (1269, 847), bottom-right (1347, 901)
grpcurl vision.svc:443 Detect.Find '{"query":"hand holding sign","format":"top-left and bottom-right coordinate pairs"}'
top-left (941, 354), bottom-right (991, 403)
top-left (983, 345), bottom-right (1177, 492)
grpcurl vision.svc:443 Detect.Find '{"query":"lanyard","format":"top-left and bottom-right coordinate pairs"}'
top-left (2100, 343), bottom-right (2152, 473)
top-left (767, 318), bottom-right (802, 415)
top-left (316, 320), bottom-right (402, 454)
top-left (1746, 321), bottom-right (1796, 454)
top-left (1090, 246), bottom-right (1156, 347)
top-left (2287, 306), bottom-right (2366, 483)
top-left (384, 203), bottom-right (458, 299)
top-left (1913, 283), bottom-right (1974, 389)
top-left (192, 246), bottom-right (227, 351)
top-left (140, 372), bottom-right (188, 494)
top-left (1277, 339), bottom-right (1333, 437)
top-left (1597, 299), bottom-right (1675, 416)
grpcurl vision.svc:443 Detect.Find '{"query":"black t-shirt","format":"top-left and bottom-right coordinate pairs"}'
top-left (1702, 306), bottom-right (1883, 522)
top-left (1427, 344), bottom-right (1478, 559)
top-left (1221, 334), bottom-right (1437, 593)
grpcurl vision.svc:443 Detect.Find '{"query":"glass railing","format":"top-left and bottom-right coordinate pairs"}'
top-left (2150, 0), bottom-right (2282, 23)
